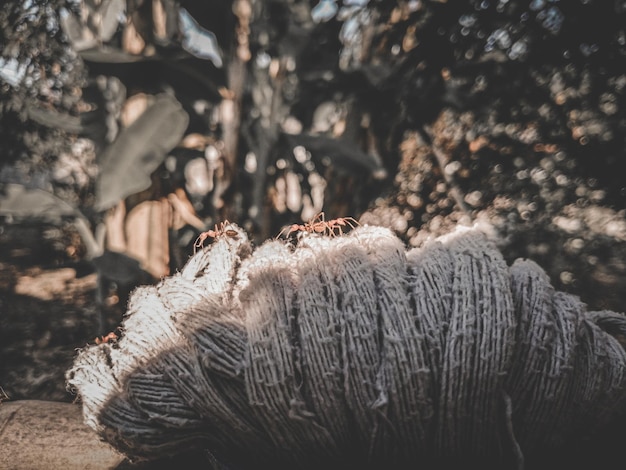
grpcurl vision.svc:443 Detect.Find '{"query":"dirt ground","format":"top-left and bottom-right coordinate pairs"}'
top-left (0, 222), bottom-right (124, 403)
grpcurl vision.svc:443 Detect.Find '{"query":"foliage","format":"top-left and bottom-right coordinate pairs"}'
top-left (0, 0), bottom-right (86, 166)
top-left (0, 0), bottom-right (625, 308)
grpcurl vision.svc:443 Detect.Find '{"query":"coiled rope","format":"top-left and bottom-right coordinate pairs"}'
top-left (66, 223), bottom-right (626, 468)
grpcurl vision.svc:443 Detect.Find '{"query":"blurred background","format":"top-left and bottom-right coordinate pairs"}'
top-left (0, 0), bottom-right (625, 404)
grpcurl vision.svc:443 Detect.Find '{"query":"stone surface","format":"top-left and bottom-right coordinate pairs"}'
top-left (0, 400), bottom-right (124, 470)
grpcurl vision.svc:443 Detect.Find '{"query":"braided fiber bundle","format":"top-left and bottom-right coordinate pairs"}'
top-left (66, 223), bottom-right (626, 468)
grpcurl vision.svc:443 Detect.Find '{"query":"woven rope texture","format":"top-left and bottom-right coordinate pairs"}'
top-left (66, 223), bottom-right (626, 468)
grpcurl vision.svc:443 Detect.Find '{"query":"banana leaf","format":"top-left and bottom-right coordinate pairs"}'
top-left (94, 93), bottom-right (189, 211)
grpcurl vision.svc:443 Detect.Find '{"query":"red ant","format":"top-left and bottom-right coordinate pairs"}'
top-left (278, 212), bottom-right (359, 239)
top-left (194, 220), bottom-right (239, 253)
top-left (95, 331), bottom-right (118, 345)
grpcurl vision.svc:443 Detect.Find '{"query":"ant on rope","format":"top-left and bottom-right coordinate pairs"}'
top-left (94, 331), bottom-right (118, 345)
top-left (278, 212), bottom-right (359, 239)
top-left (194, 221), bottom-right (239, 253)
